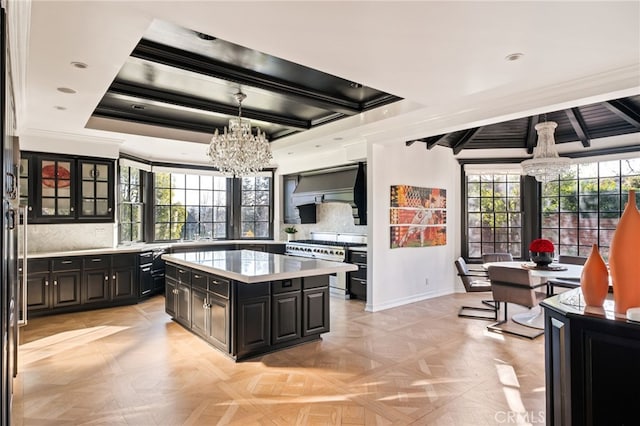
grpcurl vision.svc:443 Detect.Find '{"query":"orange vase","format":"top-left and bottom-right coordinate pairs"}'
top-left (580, 244), bottom-right (609, 307)
top-left (608, 190), bottom-right (640, 314)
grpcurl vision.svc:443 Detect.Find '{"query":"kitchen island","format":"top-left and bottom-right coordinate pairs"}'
top-left (162, 250), bottom-right (357, 360)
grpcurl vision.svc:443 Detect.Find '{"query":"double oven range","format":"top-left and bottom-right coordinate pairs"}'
top-left (285, 232), bottom-right (366, 297)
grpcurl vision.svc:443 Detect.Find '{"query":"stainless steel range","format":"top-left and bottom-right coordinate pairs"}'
top-left (285, 232), bottom-right (366, 262)
top-left (285, 232), bottom-right (367, 297)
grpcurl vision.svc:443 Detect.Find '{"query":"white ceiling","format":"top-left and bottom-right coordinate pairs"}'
top-left (15, 1), bottom-right (640, 169)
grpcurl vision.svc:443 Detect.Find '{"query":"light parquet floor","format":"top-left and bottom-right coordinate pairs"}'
top-left (12, 293), bottom-right (546, 425)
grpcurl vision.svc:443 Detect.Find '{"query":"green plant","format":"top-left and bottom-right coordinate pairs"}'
top-left (284, 226), bottom-right (297, 234)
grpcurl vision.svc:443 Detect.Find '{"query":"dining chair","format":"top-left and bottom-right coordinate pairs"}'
top-left (454, 257), bottom-right (498, 320)
top-left (486, 265), bottom-right (547, 339)
top-left (482, 252), bottom-right (514, 263)
top-left (558, 255), bottom-right (587, 265)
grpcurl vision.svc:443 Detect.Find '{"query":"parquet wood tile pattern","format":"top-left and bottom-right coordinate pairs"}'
top-left (12, 293), bottom-right (546, 425)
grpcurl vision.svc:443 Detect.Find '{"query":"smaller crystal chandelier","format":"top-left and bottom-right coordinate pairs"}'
top-left (207, 90), bottom-right (272, 177)
top-left (521, 120), bottom-right (571, 183)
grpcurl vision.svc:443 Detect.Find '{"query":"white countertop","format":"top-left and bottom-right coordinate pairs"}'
top-left (27, 240), bottom-right (287, 259)
top-left (162, 250), bottom-right (358, 283)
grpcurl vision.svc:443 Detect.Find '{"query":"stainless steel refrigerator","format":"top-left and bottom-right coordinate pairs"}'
top-left (1, 5), bottom-right (19, 425)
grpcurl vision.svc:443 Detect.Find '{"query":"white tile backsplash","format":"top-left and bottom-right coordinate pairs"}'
top-left (281, 202), bottom-right (366, 240)
top-left (27, 223), bottom-right (115, 253)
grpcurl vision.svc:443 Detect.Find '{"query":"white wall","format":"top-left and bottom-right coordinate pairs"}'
top-left (367, 143), bottom-right (461, 312)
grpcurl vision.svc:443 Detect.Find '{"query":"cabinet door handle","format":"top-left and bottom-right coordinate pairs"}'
top-left (203, 303), bottom-right (208, 309)
top-left (104, 275), bottom-right (109, 281)
top-left (61, 260), bottom-right (73, 264)
top-left (45, 280), bottom-right (49, 286)
top-left (6, 172), bottom-right (17, 199)
top-left (212, 280), bottom-right (219, 285)
top-left (91, 258), bottom-right (102, 262)
top-left (112, 275), bottom-right (116, 280)
top-left (194, 274), bottom-right (201, 279)
top-left (53, 280), bottom-right (58, 286)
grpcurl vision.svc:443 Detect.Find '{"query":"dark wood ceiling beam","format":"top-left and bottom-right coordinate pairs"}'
top-left (602, 99), bottom-right (640, 128)
top-left (525, 115), bottom-right (540, 154)
top-left (405, 135), bottom-right (445, 149)
top-left (426, 136), bottom-right (444, 149)
top-left (452, 128), bottom-right (481, 154)
top-left (565, 107), bottom-right (591, 147)
top-left (110, 81), bottom-right (310, 130)
top-left (133, 39), bottom-right (362, 116)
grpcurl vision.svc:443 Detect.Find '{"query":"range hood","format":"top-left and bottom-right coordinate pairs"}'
top-left (292, 162), bottom-right (367, 225)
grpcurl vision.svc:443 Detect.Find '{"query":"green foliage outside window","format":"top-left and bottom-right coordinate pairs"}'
top-left (541, 159), bottom-right (640, 259)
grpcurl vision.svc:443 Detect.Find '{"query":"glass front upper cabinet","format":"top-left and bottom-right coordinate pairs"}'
top-left (79, 160), bottom-right (113, 219)
top-left (38, 157), bottom-right (74, 219)
top-left (25, 153), bottom-right (115, 223)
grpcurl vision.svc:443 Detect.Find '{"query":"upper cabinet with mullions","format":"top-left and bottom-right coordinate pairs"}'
top-left (21, 152), bottom-right (115, 223)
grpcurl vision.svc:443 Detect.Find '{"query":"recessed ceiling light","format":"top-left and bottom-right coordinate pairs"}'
top-left (131, 104), bottom-right (145, 110)
top-left (505, 52), bottom-right (524, 62)
top-left (70, 61), bottom-right (88, 69)
top-left (333, 137), bottom-right (343, 141)
top-left (315, 144), bottom-right (321, 148)
top-left (54, 106), bottom-right (67, 111)
top-left (57, 87), bottom-right (76, 94)
top-left (287, 152), bottom-right (294, 155)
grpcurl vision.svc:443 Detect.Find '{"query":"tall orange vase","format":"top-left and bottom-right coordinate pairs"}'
top-left (608, 190), bottom-right (640, 314)
top-left (580, 244), bottom-right (609, 307)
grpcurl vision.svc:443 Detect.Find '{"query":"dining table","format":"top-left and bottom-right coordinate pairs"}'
top-left (482, 260), bottom-right (584, 296)
top-left (482, 260), bottom-right (585, 330)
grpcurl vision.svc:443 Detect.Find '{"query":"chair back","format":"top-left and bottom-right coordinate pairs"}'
top-left (455, 257), bottom-right (491, 293)
top-left (487, 265), bottom-right (540, 308)
top-left (482, 252), bottom-right (514, 262)
top-left (558, 255), bottom-right (587, 265)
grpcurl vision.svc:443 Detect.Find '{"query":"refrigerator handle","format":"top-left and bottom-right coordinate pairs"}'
top-left (18, 205), bottom-right (27, 327)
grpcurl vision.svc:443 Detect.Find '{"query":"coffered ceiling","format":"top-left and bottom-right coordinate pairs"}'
top-left (15, 1), bottom-right (640, 167)
top-left (89, 20), bottom-right (401, 144)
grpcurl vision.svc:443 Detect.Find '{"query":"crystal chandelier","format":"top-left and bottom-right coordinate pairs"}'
top-left (207, 91), bottom-right (272, 177)
top-left (521, 121), bottom-right (571, 183)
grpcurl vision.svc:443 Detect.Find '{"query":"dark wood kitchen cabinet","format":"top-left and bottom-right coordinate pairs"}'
top-left (20, 151), bottom-right (115, 224)
top-left (164, 259), bottom-right (334, 361)
top-left (347, 250), bottom-right (367, 301)
top-left (302, 276), bottom-right (329, 336)
top-left (191, 271), bottom-right (230, 351)
top-left (542, 290), bottom-right (640, 426)
top-left (165, 263), bottom-right (191, 327)
top-left (82, 254), bottom-right (136, 305)
top-left (27, 253), bottom-right (137, 317)
top-left (236, 282), bottom-right (271, 359)
top-left (82, 255), bottom-right (111, 304)
top-left (271, 278), bottom-right (302, 344)
top-left (26, 257), bottom-right (81, 314)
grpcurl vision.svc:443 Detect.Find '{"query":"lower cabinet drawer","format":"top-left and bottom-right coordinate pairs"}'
top-left (52, 258), bottom-right (82, 271)
top-left (272, 278), bottom-right (301, 294)
top-left (209, 276), bottom-right (230, 298)
top-left (191, 272), bottom-right (208, 290)
top-left (349, 276), bottom-right (367, 299)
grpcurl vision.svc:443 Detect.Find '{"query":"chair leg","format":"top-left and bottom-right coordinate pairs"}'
top-left (487, 303), bottom-right (544, 339)
top-left (458, 300), bottom-right (499, 321)
top-left (482, 299), bottom-right (498, 309)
